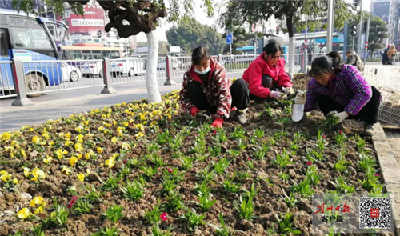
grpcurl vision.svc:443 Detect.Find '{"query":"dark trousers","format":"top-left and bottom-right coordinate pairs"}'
top-left (186, 78), bottom-right (249, 114)
top-left (250, 75), bottom-right (281, 103)
top-left (316, 86), bottom-right (381, 125)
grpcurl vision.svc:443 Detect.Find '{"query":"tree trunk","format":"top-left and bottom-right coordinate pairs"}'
top-left (287, 17), bottom-right (295, 76)
top-left (145, 31), bottom-right (162, 103)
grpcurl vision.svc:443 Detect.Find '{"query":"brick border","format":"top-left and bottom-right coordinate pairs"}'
top-left (372, 122), bottom-right (400, 235)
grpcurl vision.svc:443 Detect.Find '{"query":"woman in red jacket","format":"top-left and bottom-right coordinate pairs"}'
top-left (240, 41), bottom-right (293, 103)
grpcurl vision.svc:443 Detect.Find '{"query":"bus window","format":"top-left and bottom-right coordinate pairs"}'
top-left (0, 29), bottom-right (9, 57)
top-left (12, 30), bottom-right (31, 48)
top-left (110, 51), bottom-right (120, 58)
top-left (11, 28), bottom-right (53, 50)
top-left (31, 28), bottom-right (52, 49)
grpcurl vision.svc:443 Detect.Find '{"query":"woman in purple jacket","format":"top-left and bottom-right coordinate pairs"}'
top-left (301, 55), bottom-right (381, 134)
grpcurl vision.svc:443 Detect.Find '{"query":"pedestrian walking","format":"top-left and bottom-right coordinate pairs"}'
top-left (382, 45), bottom-right (390, 65)
top-left (387, 45), bottom-right (397, 65)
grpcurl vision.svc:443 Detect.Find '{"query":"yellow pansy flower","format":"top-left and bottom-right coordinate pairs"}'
top-left (29, 128), bottom-right (34, 132)
top-left (13, 178), bottom-right (18, 184)
top-left (43, 133), bottom-right (49, 140)
top-left (23, 167), bottom-right (31, 177)
top-left (97, 147), bottom-right (103, 154)
top-left (1, 132), bottom-right (11, 141)
top-left (135, 132), bottom-right (144, 139)
top-left (98, 126), bottom-right (104, 131)
top-left (86, 169), bottom-right (91, 175)
top-left (102, 114), bottom-right (107, 118)
top-left (77, 134), bottom-right (83, 140)
top-left (106, 158), bottom-right (115, 168)
top-left (49, 141), bottom-right (54, 146)
top-left (77, 154), bottom-right (83, 159)
top-left (43, 155), bottom-right (52, 164)
top-left (30, 197), bottom-right (44, 207)
top-left (75, 125), bottom-right (83, 133)
top-left (113, 120), bottom-right (117, 126)
top-left (142, 121), bottom-right (148, 125)
top-left (150, 121), bottom-right (158, 127)
top-left (122, 102), bottom-right (126, 106)
top-left (34, 206), bottom-right (43, 215)
top-left (165, 114), bottom-right (171, 119)
top-left (17, 208), bottom-right (31, 219)
top-left (65, 140), bottom-right (73, 147)
top-left (70, 156), bottom-right (78, 167)
top-left (74, 143), bottom-right (83, 152)
top-left (62, 166), bottom-right (72, 175)
top-left (0, 170), bottom-right (7, 175)
top-left (65, 133), bottom-right (71, 139)
top-left (20, 149), bottom-right (26, 158)
top-left (77, 173), bottom-right (85, 182)
top-left (135, 124), bottom-right (144, 131)
top-left (121, 142), bottom-right (131, 150)
top-left (123, 122), bottom-right (129, 127)
top-left (32, 136), bottom-right (40, 144)
top-left (112, 153), bottom-right (118, 159)
top-left (111, 137), bottom-right (117, 144)
top-left (1, 172), bottom-right (11, 182)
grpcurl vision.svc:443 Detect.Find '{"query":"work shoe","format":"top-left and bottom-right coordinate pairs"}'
top-left (237, 110), bottom-right (247, 124)
top-left (364, 124), bottom-right (375, 136)
top-left (197, 110), bottom-right (207, 118)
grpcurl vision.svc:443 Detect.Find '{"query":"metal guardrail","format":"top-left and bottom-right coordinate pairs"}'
top-left (0, 61), bottom-right (16, 99)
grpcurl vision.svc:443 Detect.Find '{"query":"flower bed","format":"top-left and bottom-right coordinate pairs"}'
top-left (0, 77), bottom-right (386, 236)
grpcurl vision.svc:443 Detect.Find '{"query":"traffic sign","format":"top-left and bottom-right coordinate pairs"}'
top-left (226, 34), bottom-right (233, 45)
top-left (97, 30), bottom-right (102, 38)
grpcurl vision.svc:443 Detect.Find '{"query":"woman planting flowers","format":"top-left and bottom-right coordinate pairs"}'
top-left (179, 46), bottom-right (248, 126)
top-left (295, 53), bottom-right (381, 136)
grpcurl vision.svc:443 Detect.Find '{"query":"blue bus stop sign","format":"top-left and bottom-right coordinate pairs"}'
top-left (226, 34), bottom-right (233, 44)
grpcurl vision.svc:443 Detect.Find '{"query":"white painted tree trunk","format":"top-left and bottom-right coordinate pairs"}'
top-left (145, 31), bottom-right (162, 103)
top-left (289, 37), bottom-right (295, 77)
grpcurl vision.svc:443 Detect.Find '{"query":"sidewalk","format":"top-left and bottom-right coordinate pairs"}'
top-left (0, 82), bottom-right (181, 133)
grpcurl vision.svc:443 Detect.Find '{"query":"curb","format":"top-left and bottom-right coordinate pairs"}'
top-left (372, 122), bottom-right (400, 235)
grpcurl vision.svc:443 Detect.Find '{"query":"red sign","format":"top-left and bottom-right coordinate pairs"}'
top-left (370, 209), bottom-right (379, 218)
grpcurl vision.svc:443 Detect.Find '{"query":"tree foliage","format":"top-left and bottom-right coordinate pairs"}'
top-left (367, 16), bottom-right (389, 53)
top-left (219, 0), bottom-right (355, 37)
top-left (166, 16), bottom-right (224, 55)
top-left (10, 0), bottom-right (214, 38)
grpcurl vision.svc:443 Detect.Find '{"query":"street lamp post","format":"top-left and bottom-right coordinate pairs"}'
top-left (326, 0), bottom-right (334, 53)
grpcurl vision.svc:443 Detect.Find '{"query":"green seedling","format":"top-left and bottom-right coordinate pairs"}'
top-left (243, 182), bottom-right (260, 201)
top-left (235, 196), bottom-right (256, 221)
top-left (237, 138), bottom-right (247, 151)
top-left (291, 180), bottom-right (314, 198)
top-left (73, 197), bottom-right (93, 214)
top-left (276, 211), bottom-right (302, 235)
top-left (215, 213), bottom-right (231, 236)
top-left (145, 203), bottom-right (162, 224)
top-left (358, 156), bottom-right (376, 172)
top-left (273, 148), bottom-right (294, 168)
top-left (151, 153), bottom-right (164, 167)
top-left (44, 198), bottom-right (68, 227)
top-left (91, 227), bottom-right (119, 236)
top-left (230, 127), bottom-right (246, 139)
top-left (209, 145), bottom-right (222, 157)
top-left (179, 209), bottom-right (205, 231)
top-left (140, 166), bottom-right (158, 179)
top-left (306, 165), bottom-right (322, 186)
top-left (216, 129), bottom-right (227, 143)
top-left (121, 179), bottom-right (144, 201)
top-left (195, 165), bottom-right (215, 182)
top-left (194, 180), bottom-right (212, 196)
top-left (213, 156), bottom-right (230, 175)
top-left (181, 156), bottom-right (194, 170)
top-left (101, 171), bottom-right (123, 192)
top-left (163, 191), bottom-right (184, 213)
top-left (103, 205), bottom-right (123, 223)
top-left (222, 173), bottom-right (241, 193)
top-left (162, 175), bottom-right (177, 194)
top-left (335, 176), bottom-right (355, 194)
top-left (197, 193), bottom-right (217, 211)
top-left (334, 157), bottom-right (349, 173)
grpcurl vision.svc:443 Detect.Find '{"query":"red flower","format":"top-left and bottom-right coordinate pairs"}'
top-left (68, 196), bottom-right (78, 209)
top-left (306, 162), bottom-right (312, 166)
top-left (322, 134), bottom-right (326, 138)
top-left (247, 158), bottom-right (251, 161)
top-left (213, 130), bottom-right (217, 135)
top-left (195, 133), bottom-right (198, 136)
top-left (339, 130), bottom-right (343, 135)
top-left (374, 174), bottom-right (380, 177)
top-left (161, 212), bottom-right (167, 221)
top-left (168, 168), bottom-right (173, 173)
top-left (123, 159), bottom-right (127, 164)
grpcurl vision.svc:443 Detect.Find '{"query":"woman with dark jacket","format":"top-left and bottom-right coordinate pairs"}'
top-left (240, 41), bottom-right (294, 104)
top-left (179, 46), bottom-right (249, 127)
top-left (296, 54), bottom-right (381, 135)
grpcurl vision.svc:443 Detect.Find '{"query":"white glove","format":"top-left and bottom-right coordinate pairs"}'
top-left (270, 91), bottom-right (287, 100)
top-left (294, 91), bottom-right (306, 104)
top-left (331, 111), bottom-right (349, 123)
top-left (283, 87), bottom-right (295, 95)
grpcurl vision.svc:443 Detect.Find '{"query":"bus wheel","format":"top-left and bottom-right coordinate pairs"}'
top-left (25, 74), bottom-right (45, 98)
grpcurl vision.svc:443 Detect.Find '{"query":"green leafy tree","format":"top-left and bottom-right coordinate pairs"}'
top-left (219, 0), bottom-right (355, 75)
top-left (367, 16), bottom-right (389, 57)
top-left (166, 16), bottom-right (224, 55)
top-left (10, 0), bottom-right (214, 103)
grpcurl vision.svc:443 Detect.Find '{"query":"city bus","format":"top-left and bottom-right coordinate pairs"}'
top-left (0, 9), bottom-right (62, 97)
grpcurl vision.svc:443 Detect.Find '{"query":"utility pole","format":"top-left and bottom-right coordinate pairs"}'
top-left (326, 0), bottom-right (334, 53)
top-left (343, 22), bottom-right (348, 62)
top-left (357, 0), bottom-right (363, 55)
top-left (364, 17), bottom-right (371, 64)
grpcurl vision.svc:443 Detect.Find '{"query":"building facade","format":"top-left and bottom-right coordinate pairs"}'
top-left (370, 0), bottom-right (400, 49)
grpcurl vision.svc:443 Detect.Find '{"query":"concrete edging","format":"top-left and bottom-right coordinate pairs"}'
top-left (372, 122), bottom-right (400, 235)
